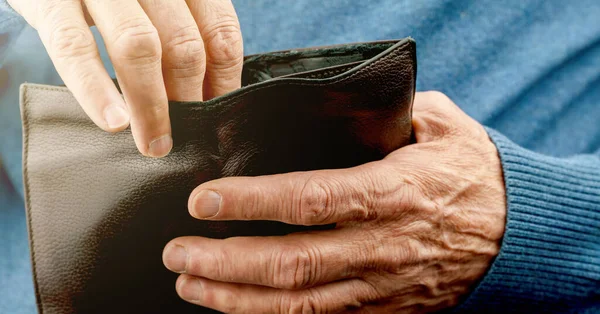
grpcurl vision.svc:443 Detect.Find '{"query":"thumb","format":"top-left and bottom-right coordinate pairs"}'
top-left (187, 163), bottom-right (393, 225)
top-left (411, 91), bottom-right (481, 143)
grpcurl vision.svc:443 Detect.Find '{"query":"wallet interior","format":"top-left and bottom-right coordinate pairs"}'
top-left (241, 41), bottom-right (398, 85)
top-left (111, 40), bottom-right (400, 94)
top-left (21, 38), bottom-right (416, 314)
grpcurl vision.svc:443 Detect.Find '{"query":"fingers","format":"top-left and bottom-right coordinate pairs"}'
top-left (175, 275), bottom-right (380, 314)
top-left (411, 91), bottom-right (484, 143)
top-left (186, 0), bottom-right (243, 99)
top-left (33, 0), bottom-right (242, 157)
top-left (163, 230), bottom-right (373, 290)
top-left (36, 0), bottom-right (130, 133)
top-left (138, 0), bottom-right (206, 101)
top-left (188, 164), bottom-right (394, 225)
top-left (85, 0), bottom-right (172, 157)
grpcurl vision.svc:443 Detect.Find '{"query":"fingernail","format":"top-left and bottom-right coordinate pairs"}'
top-left (178, 278), bottom-right (202, 302)
top-left (163, 244), bottom-right (188, 273)
top-left (104, 105), bottom-right (129, 129)
top-left (148, 134), bottom-right (173, 158)
top-left (191, 190), bottom-right (221, 219)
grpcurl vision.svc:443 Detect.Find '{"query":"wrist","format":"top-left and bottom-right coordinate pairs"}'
top-left (455, 128), bottom-right (600, 313)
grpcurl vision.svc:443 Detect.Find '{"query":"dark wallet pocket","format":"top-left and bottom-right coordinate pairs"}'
top-left (21, 38), bottom-right (416, 314)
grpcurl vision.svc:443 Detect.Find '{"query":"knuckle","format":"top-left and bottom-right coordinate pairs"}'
top-left (422, 91), bottom-right (478, 138)
top-left (111, 19), bottom-right (162, 64)
top-left (217, 293), bottom-right (239, 313)
top-left (37, 0), bottom-right (66, 24)
top-left (200, 280), bottom-right (239, 313)
top-left (385, 242), bottom-right (421, 272)
top-left (396, 183), bottom-right (423, 213)
top-left (417, 277), bottom-right (440, 298)
top-left (286, 293), bottom-right (321, 314)
top-left (417, 109), bottom-right (455, 139)
top-left (245, 186), bottom-right (270, 220)
top-left (163, 25), bottom-right (206, 72)
top-left (37, 0), bottom-right (56, 16)
top-left (202, 19), bottom-right (243, 68)
top-left (418, 91), bottom-right (463, 131)
top-left (208, 249), bottom-right (228, 279)
top-left (48, 25), bottom-right (96, 59)
top-left (135, 96), bottom-right (168, 119)
top-left (273, 247), bottom-right (315, 289)
top-left (296, 176), bottom-right (335, 225)
top-left (355, 168), bottom-right (385, 220)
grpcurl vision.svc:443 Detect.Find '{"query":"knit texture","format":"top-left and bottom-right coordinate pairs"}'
top-left (455, 128), bottom-right (600, 313)
top-left (2, 1), bottom-right (600, 313)
top-left (0, 0), bottom-right (18, 27)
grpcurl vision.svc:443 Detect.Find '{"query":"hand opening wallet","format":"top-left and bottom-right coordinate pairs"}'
top-left (20, 37), bottom-right (416, 314)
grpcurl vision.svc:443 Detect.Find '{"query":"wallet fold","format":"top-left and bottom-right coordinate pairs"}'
top-left (21, 38), bottom-right (416, 314)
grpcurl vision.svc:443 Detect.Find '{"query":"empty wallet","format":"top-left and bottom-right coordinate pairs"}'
top-left (21, 37), bottom-right (416, 314)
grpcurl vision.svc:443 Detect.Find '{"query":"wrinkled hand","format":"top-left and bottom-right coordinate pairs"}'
top-left (8, 0), bottom-right (243, 157)
top-left (162, 92), bottom-right (507, 313)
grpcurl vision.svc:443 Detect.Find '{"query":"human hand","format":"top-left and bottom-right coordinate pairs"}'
top-left (8, 0), bottom-right (243, 157)
top-left (162, 91), bottom-right (507, 313)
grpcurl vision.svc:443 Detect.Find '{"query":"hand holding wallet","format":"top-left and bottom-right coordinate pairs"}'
top-left (21, 38), bottom-right (416, 313)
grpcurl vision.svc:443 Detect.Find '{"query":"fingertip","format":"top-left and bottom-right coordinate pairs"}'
top-left (103, 104), bottom-right (130, 132)
top-left (163, 238), bottom-right (179, 258)
top-left (187, 188), bottom-right (199, 216)
top-left (128, 104), bottom-right (173, 158)
top-left (187, 183), bottom-right (214, 213)
top-left (188, 189), bottom-right (222, 219)
top-left (176, 274), bottom-right (196, 299)
top-left (176, 274), bottom-right (188, 291)
top-left (147, 134), bottom-right (173, 158)
top-left (176, 274), bottom-right (203, 302)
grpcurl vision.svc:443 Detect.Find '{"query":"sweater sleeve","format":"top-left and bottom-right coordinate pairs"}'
top-left (0, 0), bottom-right (24, 62)
top-left (456, 128), bottom-right (600, 313)
top-left (0, 0), bottom-right (21, 27)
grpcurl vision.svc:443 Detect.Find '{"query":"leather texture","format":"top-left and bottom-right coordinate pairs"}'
top-left (21, 38), bottom-right (416, 314)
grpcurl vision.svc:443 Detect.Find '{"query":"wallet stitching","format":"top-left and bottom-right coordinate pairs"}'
top-left (25, 40), bottom-right (412, 113)
top-left (21, 84), bottom-right (46, 314)
top-left (243, 39), bottom-right (401, 59)
top-left (244, 42), bottom-right (395, 62)
top-left (290, 62), bottom-right (361, 80)
top-left (303, 65), bottom-right (357, 79)
top-left (23, 39), bottom-right (414, 313)
top-left (198, 40), bottom-right (412, 110)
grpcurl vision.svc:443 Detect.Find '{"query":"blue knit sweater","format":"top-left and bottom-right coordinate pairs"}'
top-left (0, 1), bottom-right (599, 313)
top-left (458, 129), bottom-right (600, 313)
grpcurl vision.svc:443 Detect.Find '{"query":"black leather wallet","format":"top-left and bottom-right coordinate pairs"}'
top-left (21, 37), bottom-right (416, 314)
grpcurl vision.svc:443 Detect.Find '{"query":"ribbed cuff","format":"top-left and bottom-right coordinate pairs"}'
top-left (455, 128), bottom-right (600, 313)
